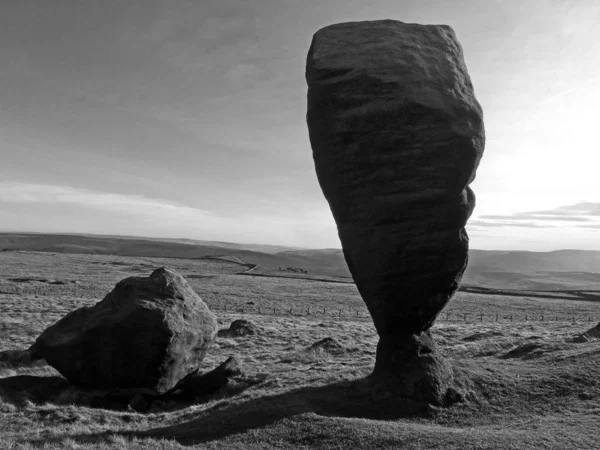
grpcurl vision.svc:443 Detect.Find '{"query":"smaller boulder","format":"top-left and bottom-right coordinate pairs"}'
top-left (571, 322), bottom-right (600, 343)
top-left (29, 267), bottom-right (218, 395)
top-left (307, 337), bottom-right (346, 355)
top-left (218, 319), bottom-right (260, 337)
top-left (168, 356), bottom-right (244, 399)
top-left (585, 323), bottom-right (600, 339)
top-left (128, 393), bottom-right (152, 413)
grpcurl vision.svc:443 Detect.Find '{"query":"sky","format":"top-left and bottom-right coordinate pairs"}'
top-left (1, 0), bottom-right (600, 250)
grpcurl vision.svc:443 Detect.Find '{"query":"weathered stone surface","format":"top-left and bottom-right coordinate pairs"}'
top-left (29, 268), bottom-right (218, 395)
top-left (306, 20), bottom-right (484, 404)
top-left (372, 331), bottom-right (457, 403)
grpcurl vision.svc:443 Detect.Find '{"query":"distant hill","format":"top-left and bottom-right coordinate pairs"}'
top-left (464, 250), bottom-right (600, 290)
top-left (468, 249), bottom-right (600, 273)
top-left (0, 233), bottom-right (349, 277)
top-left (2, 233), bottom-right (600, 289)
top-left (0, 232), bottom-right (300, 255)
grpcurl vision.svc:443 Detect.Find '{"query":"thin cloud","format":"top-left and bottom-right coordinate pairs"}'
top-left (0, 182), bottom-right (212, 219)
top-left (545, 202), bottom-right (600, 216)
top-left (480, 214), bottom-right (591, 222)
top-left (0, 182), bottom-right (340, 248)
top-left (535, 75), bottom-right (600, 107)
top-left (472, 202), bottom-right (600, 230)
top-left (468, 220), bottom-right (552, 229)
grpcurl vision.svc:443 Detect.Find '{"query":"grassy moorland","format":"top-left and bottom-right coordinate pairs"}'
top-left (1, 250), bottom-right (600, 449)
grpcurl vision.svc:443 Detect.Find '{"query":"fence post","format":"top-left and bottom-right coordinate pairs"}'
top-left (356, 310), bottom-right (359, 318)
top-left (510, 315), bottom-right (513, 322)
top-left (307, 307), bottom-right (310, 316)
top-left (339, 309), bottom-right (342, 318)
top-left (525, 314), bottom-right (528, 321)
top-left (496, 313), bottom-right (498, 322)
top-left (479, 313), bottom-right (483, 322)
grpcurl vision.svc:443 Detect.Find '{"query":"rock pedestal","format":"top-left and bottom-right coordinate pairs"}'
top-left (306, 20), bottom-right (485, 404)
top-left (29, 268), bottom-right (218, 395)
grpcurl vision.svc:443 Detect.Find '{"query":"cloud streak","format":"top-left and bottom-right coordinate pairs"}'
top-left (0, 182), bottom-right (340, 248)
top-left (471, 202), bottom-right (600, 230)
top-left (535, 74), bottom-right (600, 107)
top-left (0, 182), bottom-right (212, 219)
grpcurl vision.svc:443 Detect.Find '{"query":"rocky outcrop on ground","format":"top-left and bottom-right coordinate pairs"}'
top-left (167, 356), bottom-right (244, 400)
top-left (571, 322), bottom-right (600, 343)
top-left (218, 319), bottom-right (261, 337)
top-left (306, 20), bottom-right (485, 404)
top-left (307, 337), bottom-right (346, 355)
top-left (29, 267), bottom-right (218, 395)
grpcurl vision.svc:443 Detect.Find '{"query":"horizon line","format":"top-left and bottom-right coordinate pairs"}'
top-left (0, 229), bottom-right (597, 254)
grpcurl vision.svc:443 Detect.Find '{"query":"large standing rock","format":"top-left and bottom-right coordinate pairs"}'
top-left (29, 268), bottom-right (218, 395)
top-left (306, 20), bottom-right (485, 404)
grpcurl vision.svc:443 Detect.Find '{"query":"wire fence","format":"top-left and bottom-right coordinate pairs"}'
top-left (439, 312), bottom-right (599, 324)
top-left (205, 302), bottom-right (599, 324)
top-left (206, 302), bottom-right (372, 320)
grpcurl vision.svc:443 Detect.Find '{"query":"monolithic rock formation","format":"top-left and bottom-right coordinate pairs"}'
top-left (29, 268), bottom-right (218, 395)
top-left (306, 20), bottom-right (485, 404)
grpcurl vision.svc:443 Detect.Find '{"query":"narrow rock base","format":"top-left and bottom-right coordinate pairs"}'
top-left (371, 331), bottom-right (462, 406)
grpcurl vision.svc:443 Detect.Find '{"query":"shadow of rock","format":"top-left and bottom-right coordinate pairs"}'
top-left (0, 349), bottom-right (44, 367)
top-left (0, 358), bottom-right (255, 413)
top-left (137, 379), bottom-right (433, 445)
top-left (0, 375), bottom-right (69, 406)
top-left (0, 374), bottom-right (154, 411)
top-left (23, 376), bottom-right (436, 447)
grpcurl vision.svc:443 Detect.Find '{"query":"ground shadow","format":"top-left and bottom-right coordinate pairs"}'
top-left (0, 372), bottom-right (258, 413)
top-left (22, 376), bottom-right (434, 447)
top-left (0, 374), bottom-right (69, 406)
top-left (142, 376), bottom-right (434, 445)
